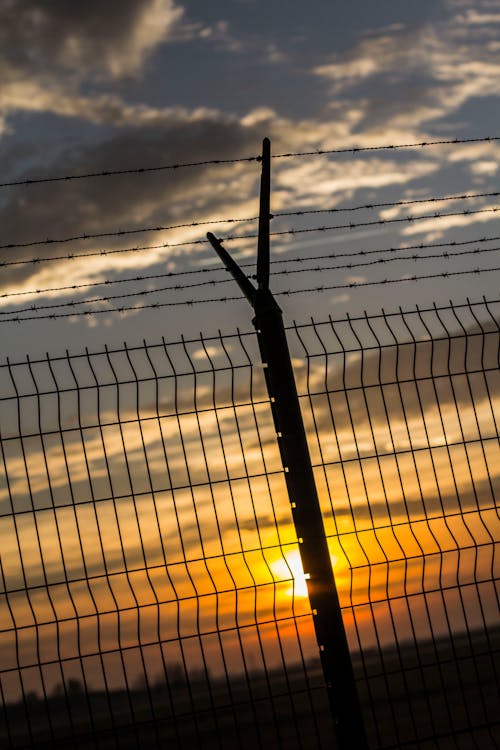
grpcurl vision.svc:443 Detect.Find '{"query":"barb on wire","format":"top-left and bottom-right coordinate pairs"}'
top-left (3, 235), bottom-right (499, 300)
top-left (1, 190), bottom-right (496, 251)
top-left (1, 136), bottom-right (498, 189)
top-left (2, 245), bottom-right (498, 316)
top-left (1, 266), bottom-right (498, 323)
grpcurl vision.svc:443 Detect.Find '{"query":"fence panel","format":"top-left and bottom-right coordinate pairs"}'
top-left (290, 299), bottom-right (500, 749)
top-left (1, 298), bottom-right (498, 749)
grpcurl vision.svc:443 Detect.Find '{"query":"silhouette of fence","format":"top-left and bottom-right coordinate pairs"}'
top-left (0, 298), bottom-right (498, 749)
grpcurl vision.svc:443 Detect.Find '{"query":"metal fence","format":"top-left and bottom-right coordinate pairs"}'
top-left (0, 298), bottom-right (498, 749)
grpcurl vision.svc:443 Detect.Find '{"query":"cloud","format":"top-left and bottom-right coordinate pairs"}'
top-left (0, 108), bottom-right (267, 296)
top-left (313, 9), bottom-right (500, 133)
top-left (1, 95), bottom-right (497, 314)
top-left (0, 0), bottom-right (184, 80)
top-left (0, 0), bottom-right (188, 132)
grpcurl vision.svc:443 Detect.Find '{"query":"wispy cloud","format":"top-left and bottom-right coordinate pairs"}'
top-left (313, 7), bottom-right (500, 133)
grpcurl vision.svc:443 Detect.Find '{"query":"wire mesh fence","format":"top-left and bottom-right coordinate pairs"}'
top-left (0, 298), bottom-right (498, 749)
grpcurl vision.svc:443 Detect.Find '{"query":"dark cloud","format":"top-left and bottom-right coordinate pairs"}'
top-left (0, 111), bottom-right (264, 288)
top-left (0, 0), bottom-right (184, 79)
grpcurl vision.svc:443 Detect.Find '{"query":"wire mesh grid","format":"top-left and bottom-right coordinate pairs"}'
top-left (0, 298), bottom-right (498, 749)
top-left (291, 298), bottom-right (500, 750)
top-left (0, 329), bottom-right (331, 750)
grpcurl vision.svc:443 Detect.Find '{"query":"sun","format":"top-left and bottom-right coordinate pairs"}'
top-left (271, 548), bottom-right (309, 598)
top-left (270, 547), bottom-right (341, 599)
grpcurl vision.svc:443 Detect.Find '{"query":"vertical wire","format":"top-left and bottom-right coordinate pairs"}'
top-left (6, 358), bottom-right (58, 744)
top-left (44, 353), bottom-right (98, 743)
top-left (25, 354), bottom-right (78, 742)
top-left (0, 553), bottom-right (30, 747)
top-left (142, 339), bottom-right (199, 748)
top-left (326, 315), bottom-right (401, 748)
top-left (473, 299), bottom-right (500, 437)
top-left (381, 309), bottom-right (456, 737)
top-left (433, 304), bottom-right (500, 740)
top-left (84, 348), bottom-right (141, 748)
top-left (198, 333), bottom-right (262, 749)
top-left (64, 349), bottom-right (120, 748)
top-left (178, 335), bottom-right (227, 749)
top-left (123, 342), bottom-right (176, 745)
top-left (102, 345), bottom-right (159, 746)
top-left (348, 312), bottom-right (422, 743)
top-left (362, 311), bottom-right (439, 741)
top-left (208, 332), bottom-right (263, 747)
top-left (0, 424), bottom-right (36, 748)
top-left (398, 310), bottom-right (469, 747)
top-left (160, 335), bottom-right (211, 749)
top-left (305, 316), bottom-right (383, 749)
top-left (292, 319), bottom-right (370, 746)
top-left (133, 340), bottom-right (183, 746)
top-left (446, 303), bottom-right (500, 530)
top-left (414, 306), bottom-right (484, 743)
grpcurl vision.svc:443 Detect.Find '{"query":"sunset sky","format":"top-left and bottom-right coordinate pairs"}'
top-left (0, 0), bottom-right (499, 359)
top-left (0, 3), bottom-right (498, 737)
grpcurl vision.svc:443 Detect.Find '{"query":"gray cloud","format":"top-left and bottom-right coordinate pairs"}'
top-left (313, 7), bottom-right (500, 133)
top-left (0, 109), bottom-right (265, 291)
top-left (0, 0), bottom-right (184, 79)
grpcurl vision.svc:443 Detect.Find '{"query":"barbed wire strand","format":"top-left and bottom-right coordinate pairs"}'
top-left (2, 246), bottom-right (498, 316)
top-left (263, 207), bottom-right (499, 241)
top-left (2, 266), bottom-right (498, 323)
top-left (1, 207), bottom-right (498, 268)
top-left (1, 136), bottom-right (498, 189)
top-left (3, 235), bottom-right (500, 300)
top-left (1, 191), bottom-right (497, 250)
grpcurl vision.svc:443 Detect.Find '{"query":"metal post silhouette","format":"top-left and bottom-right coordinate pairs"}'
top-left (207, 137), bottom-right (368, 749)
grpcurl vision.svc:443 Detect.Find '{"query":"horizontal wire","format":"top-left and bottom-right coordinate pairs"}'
top-left (0, 155), bottom-right (260, 189)
top-left (2, 206), bottom-right (498, 268)
top-left (274, 190), bottom-right (499, 219)
top-left (271, 244), bottom-right (499, 278)
top-left (2, 235), bottom-right (499, 299)
top-left (2, 246), bottom-right (497, 316)
top-left (263, 206), bottom-right (499, 241)
top-left (0, 298), bottom-right (492, 366)
top-left (273, 136), bottom-right (500, 159)
top-left (1, 190), bottom-right (496, 250)
top-left (2, 266), bottom-right (498, 322)
top-left (0, 215), bottom-right (258, 250)
top-left (1, 136), bottom-right (498, 189)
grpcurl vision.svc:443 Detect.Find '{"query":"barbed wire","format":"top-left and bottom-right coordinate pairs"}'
top-left (1, 207), bottom-right (497, 268)
top-left (2, 266), bottom-right (498, 323)
top-left (1, 136), bottom-right (498, 189)
top-left (0, 156), bottom-right (260, 189)
top-left (264, 206), bottom-right (499, 241)
top-left (0, 217), bottom-right (256, 251)
top-left (3, 235), bottom-right (499, 300)
top-left (275, 191), bottom-right (499, 218)
top-left (273, 136), bottom-right (500, 159)
top-left (1, 190), bottom-right (497, 250)
top-left (270, 244), bottom-right (499, 278)
top-left (1, 246), bottom-right (498, 316)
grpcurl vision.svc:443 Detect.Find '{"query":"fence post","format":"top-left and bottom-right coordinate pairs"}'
top-left (208, 138), bottom-right (368, 749)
